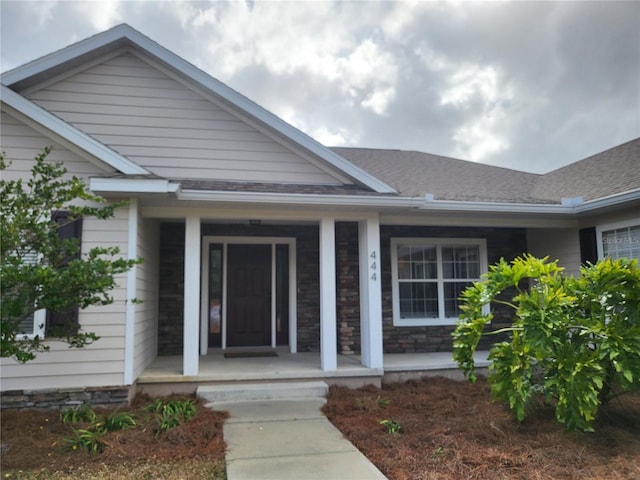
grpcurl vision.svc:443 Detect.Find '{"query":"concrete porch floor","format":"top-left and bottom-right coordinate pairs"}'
top-left (136, 349), bottom-right (489, 395)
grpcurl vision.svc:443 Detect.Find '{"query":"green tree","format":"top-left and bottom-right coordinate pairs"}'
top-left (452, 254), bottom-right (640, 431)
top-left (1, 147), bottom-right (141, 362)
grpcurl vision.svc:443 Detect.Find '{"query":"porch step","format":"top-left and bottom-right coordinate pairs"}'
top-left (196, 381), bottom-right (329, 403)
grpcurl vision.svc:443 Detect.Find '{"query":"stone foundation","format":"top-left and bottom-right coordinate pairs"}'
top-left (0, 386), bottom-right (132, 410)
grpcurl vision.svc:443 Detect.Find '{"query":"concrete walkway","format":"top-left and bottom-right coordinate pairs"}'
top-left (207, 398), bottom-right (388, 480)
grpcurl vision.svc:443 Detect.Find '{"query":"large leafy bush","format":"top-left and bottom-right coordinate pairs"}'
top-left (453, 255), bottom-right (640, 431)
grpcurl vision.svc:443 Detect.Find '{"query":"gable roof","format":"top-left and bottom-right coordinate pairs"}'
top-left (334, 138), bottom-right (640, 205)
top-left (1, 24), bottom-right (395, 194)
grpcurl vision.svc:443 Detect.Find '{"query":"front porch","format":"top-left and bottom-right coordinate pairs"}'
top-left (135, 350), bottom-right (490, 396)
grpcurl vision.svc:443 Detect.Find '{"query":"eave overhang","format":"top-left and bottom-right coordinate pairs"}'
top-left (89, 178), bottom-right (640, 215)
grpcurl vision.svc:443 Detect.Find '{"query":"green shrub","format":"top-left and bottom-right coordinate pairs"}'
top-left (453, 255), bottom-right (640, 431)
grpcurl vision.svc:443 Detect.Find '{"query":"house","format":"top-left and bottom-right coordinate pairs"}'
top-left (1, 24), bottom-right (638, 406)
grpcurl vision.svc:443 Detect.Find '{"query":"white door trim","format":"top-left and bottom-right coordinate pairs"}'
top-left (200, 236), bottom-right (297, 355)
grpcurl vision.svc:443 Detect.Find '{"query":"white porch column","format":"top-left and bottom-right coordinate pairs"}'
top-left (319, 217), bottom-right (337, 371)
top-left (358, 216), bottom-right (383, 369)
top-left (183, 215), bottom-right (201, 376)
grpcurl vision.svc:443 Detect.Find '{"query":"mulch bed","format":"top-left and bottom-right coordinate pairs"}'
top-left (0, 395), bottom-right (227, 475)
top-left (322, 377), bottom-right (640, 480)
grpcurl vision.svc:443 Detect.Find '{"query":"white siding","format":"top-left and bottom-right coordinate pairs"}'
top-left (26, 52), bottom-right (345, 185)
top-left (132, 216), bottom-right (159, 380)
top-left (0, 112), bottom-right (129, 390)
top-left (527, 228), bottom-right (581, 277)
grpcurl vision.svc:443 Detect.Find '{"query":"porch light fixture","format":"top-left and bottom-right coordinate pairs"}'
top-left (249, 219), bottom-right (261, 225)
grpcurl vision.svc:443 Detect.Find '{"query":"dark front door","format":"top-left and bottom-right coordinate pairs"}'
top-left (227, 244), bottom-right (272, 347)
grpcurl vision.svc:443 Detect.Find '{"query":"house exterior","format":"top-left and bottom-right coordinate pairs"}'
top-left (1, 24), bottom-right (638, 404)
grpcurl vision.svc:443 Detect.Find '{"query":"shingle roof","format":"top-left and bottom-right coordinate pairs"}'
top-left (178, 180), bottom-right (385, 196)
top-left (533, 138), bottom-right (640, 202)
top-left (333, 138), bottom-right (640, 204)
top-left (332, 148), bottom-right (544, 202)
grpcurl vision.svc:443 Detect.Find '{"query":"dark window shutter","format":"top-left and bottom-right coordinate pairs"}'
top-left (46, 211), bottom-right (82, 334)
top-left (579, 227), bottom-right (598, 265)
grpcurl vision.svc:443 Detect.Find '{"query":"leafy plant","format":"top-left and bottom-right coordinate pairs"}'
top-left (63, 428), bottom-right (106, 454)
top-left (376, 396), bottom-right (391, 408)
top-left (0, 148), bottom-right (142, 362)
top-left (61, 404), bottom-right (97, 424)
top-left (98, 410), bottom-right (136, 432)
top-left (379, 419), bottom-right (402, 434)
top-left (453, 255), bottom-right (640, 431)
top-left (153, 399), bottom-right (197, 433)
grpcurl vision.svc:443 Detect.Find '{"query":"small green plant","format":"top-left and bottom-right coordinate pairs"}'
top-left (98, 410), bottom-right (136, 432)
top-left (144, 398), bottom-right (165, 413)
top-left (379, 419), bottom-right (402, 434)
top-left (61, 404), bottom-right (97, 424)
top-left (63, 428), bottom-right (106, 454)
top-left (153, 399), bottom-right (197, 433)
top-left (376, 396), bottom-right (391, 408)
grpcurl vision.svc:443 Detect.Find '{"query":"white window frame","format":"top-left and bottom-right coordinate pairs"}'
top-left (391, 237), bottom-right (488, 326)
top-left (18, 309), bottom-right (46, 340)
top-left (596, 218), bottom-right (640, 261)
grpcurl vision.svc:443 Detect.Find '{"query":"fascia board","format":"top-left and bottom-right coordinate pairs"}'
top-left (177, 189), bottom-right (421, 208)
top-left (1, 24), bottom-right (133, 85)
top-left (90, 177), bottom-right (178, 193)
top-left (419, 200), bottom-right (574, 214)
top-left (2, 23), bottom-right (395, 194)
top-left (1, 86), bottom-right (150, 175)
top-left (419, 189), bottom-right (640, 215)
top-left (574, 189), bottom-right (640, 213)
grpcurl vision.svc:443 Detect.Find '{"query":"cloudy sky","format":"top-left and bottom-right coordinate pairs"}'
top-left (1, 0), bottom-right (638, 173)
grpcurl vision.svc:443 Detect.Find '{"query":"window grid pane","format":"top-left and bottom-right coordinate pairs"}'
top-left (399, 281), bottom-right (438, 319)
top-left (603, 225), bottom-right (640, 261)
top-left (444, 281), bottom-right (473, 317)
top-left (394, 240), bottom-right (484, 323)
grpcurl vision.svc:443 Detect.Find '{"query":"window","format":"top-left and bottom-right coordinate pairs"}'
top-left (391, 238), bottom-right (487, 326)
top-left (19, 211), bottom-right (82, 338)
top-left (597, 221), bottom-right (640, 261)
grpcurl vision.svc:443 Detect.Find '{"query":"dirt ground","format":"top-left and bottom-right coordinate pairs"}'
top-left (322, 377), bottom-right (640, 480)
top-left (2, 379), bottom-right (639, 480)
top-left (0, 395), bottom-right (227, 479)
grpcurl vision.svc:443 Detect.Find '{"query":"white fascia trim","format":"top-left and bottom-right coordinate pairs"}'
top-left (419, 199), bottom-right (574, 214)
top-left (90, 177), bottom-right (179, 193)
top-left (1, 24), bottom-right (134, 85)
top-left (1, 86), bottom-right (150, 175)
top-left (574, 188), bottom-right (640, 213)
top-left (418, 189), bottom-right (640, 215)
top-left (177, 189), bottom-right (421, 208)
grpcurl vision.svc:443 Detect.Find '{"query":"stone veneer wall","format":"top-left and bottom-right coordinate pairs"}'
top-left (336, 222), bottom-right (361, 355)
top-left (379, 226), bottom-right (527, 353)
top-left (1, 386), bottom-right (131, 410)
top-left (157, 223), bottom-right (321, 355)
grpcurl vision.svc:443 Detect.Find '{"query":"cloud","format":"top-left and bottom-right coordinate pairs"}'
top-left (1, 0), bottom-right (638, 173)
